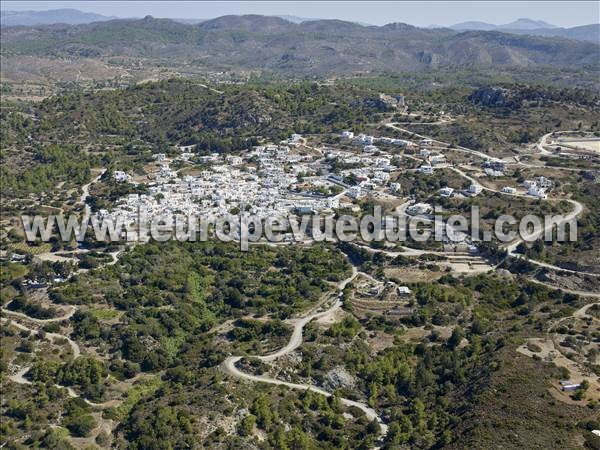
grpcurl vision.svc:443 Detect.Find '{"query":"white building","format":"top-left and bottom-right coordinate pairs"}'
top-left (535, 176), bottom-right (553, 189)
top-left (389, 182), bottom-right (401, 193)
top-left (178, 152), bottom-right (195, 162)
top-left (364, 145), bottom-right (379, 153)
top-left (528, 185), bottom-right (547, 200)
top-left (226, 155), bottom-right (243, 165)
top-left (484, 168), bottom-right (503, 177)
top-left (502, 186), bottom-right (516, 194)
top-left (374, 157), bottom-right (391, 167)
top-left (341, 131), bottom-right (354, 139)
top-left (360, 180), bottom-right (377, 191)
top-left (430, 155), bottom-right (446, 166)
top-left (356, 134), bottom-right (374, 145)
top-left (397, 286), bottom-right (412, 296)
top-left (373, 171), bottom-right (390, 184)
top-left (114, 171), bottom-right (130, 183)
top-left (468, 184), bottom-right (483, 195)
top-left (418, 165), bottom-right (433, 175)
top-left (407, 203), bottom-right (432, 215)
top-left (160, 164), bottom-right (174, 178)
top-left (439, 187), bottom-right (454, 197)
top-left (347, 186), bottom-right (364, 199)
top-left (391, 139), bottom-right (409, 147)
top-left (326, 197), bottom-right (340, 209)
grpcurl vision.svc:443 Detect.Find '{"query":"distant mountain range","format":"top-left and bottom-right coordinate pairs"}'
top-left (448, 18), bottom-right (599, 43)
top-left (450, 18), bottom-right (557, 31)
top-left (0, 8), bottom-right (115, 26)
top-left (2, 10), bottom-right (597, 44)
top-left (1, 14), bottom-right (598, 77)
top-left (0, 9), bottom-right (374, 27)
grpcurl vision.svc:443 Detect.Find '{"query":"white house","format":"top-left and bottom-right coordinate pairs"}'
top-left (419, 149), bottom-right (431, 158)
top-left (341, 131), bottom-right (354, 139)
top-left (502, 186), bottom-right (516, 194)
top-left (397, 286), bottom-right (412, 296)
top-left (226, 155), bottom-right (243, 165)
top-left (356, 134), bottom-right (374, 145)
top-left (484, 168), bottom-right (503, 177)
top-left (535, 176), bottom-right (553, 189)
top-left (418, 165), bottom-right (433, 175)
top-left (347, 186), bottom-right (364, 199)
top-left (407, 203), bottom-right (432, 215)
top-left (391, 139), bottom-right (408, 147)
top-left (364, 145), bottom-right (379, 153)
top-left (389, 182), bottom-right (401, 193)
top-left (160, 165), bottom-right (174, 178)
top-left (528, 185), bottom-right (548, 200)
top-left (373, 171), bottom-right (390, 183)
top-left (439, 187), bottom-right (454, 197)
top-left (468, 184), bottom-right (483, 195)
top-left (326, 197), bottom-right (340, 209)
top-left (178, 152), bottom-right (195, 162)
top-left (430, 155), bottom-right (446, 166)
top-left (360, 180), bottom-right (377, 191)
top-left (114, 171), bottom-right (130, 183)
top-left (374, 157), bottom-right (391, 167)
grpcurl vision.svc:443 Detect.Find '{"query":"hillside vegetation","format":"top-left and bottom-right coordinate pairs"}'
top-left (2, 15), bottom-right (599, 77)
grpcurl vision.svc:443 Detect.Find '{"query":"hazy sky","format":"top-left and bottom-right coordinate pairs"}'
top-left (3, 1), bottom-right (599, 28)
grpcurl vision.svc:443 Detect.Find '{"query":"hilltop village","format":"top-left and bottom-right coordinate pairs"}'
top-left (102, 124), bottom-right (560, 246)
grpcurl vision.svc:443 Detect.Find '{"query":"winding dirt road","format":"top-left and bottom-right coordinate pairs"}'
top-left (2, 316), bottom-right (81, 358)
top-left (449, 165), bottom-right (595, 277)
top-left (2, 304), bottom-right (76, 323)
top-left (385, 122), bottom-right (500, 162)
top-left (382, 123), bottom-right (597, 280)
top-left (222, 265), bottom-right (390, 441)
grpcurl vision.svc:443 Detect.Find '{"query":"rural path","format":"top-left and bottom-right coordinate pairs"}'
top-left (80, 169), bottom-right (107, 208)
top-left (385, 122), bottom-right (500, 162)
top-left (525, 278), bottom-right (600, 299)
top-left (2, 199), bottom-right (131, 406)
top-left (2, 303), bottom-right (76, 323)
top-left (2, 315), bottom-right (81, 359)
top-left (448, 167), bottom-right (595, 277)
top-left (382, 123), bottom-right (596, 278)
top-left (222, 265), bottom-right (390, 443)
top-left (197, 83), bottom-right (224, 95)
